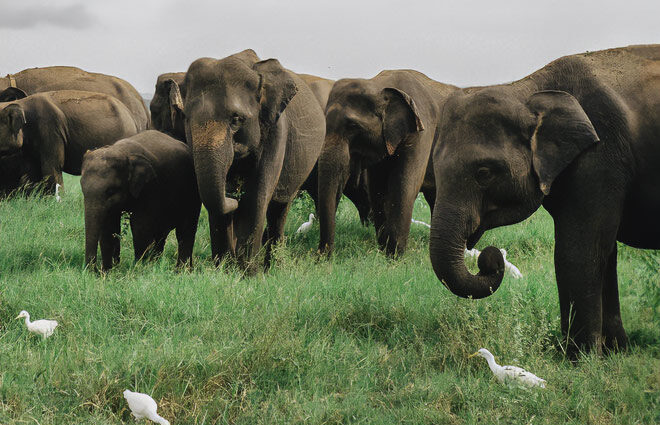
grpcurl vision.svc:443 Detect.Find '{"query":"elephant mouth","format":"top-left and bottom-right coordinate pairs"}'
top-left (466, 226), bottom-right (485, 250)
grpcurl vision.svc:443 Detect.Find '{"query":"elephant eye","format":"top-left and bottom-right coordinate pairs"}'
top-left (230, 114), bottom-right (245, 128)
top-left (476, 167), bottom-right (493, 184)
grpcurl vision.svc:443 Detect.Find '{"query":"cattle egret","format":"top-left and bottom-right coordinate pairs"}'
top-left (123, 390), bottom-right (170, 425)
top-left (296, 213), bottom-right (315, 234)
top-left (469, 348), bottom-right (546, 388)
top-left (55, 183), bottom-right (62, 202)
top-left (464, 248), bottom-right (523, 279)
top-left (411, 218), bottom-right (431, 228)
top-left (15, 310), bottom-right (58, 338)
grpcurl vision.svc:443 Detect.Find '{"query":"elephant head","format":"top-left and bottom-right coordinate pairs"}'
top-left (317, 79), bottom-right (424, 253)
top-left (81, 147), bottom-right (156, 268)
top-left (430, 88), bottom-right (599, 299)
top-left (0, 103), bottom-right (27, 154)
top-left (182, 50), bottom-right (295, 224)
top-left (150, 73), bottom-right (186, 141)
top-left (0, 87), bottom-right (28, 102)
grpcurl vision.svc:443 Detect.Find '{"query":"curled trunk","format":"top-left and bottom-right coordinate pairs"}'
top-left (429, 201), bottom-right (504, 299)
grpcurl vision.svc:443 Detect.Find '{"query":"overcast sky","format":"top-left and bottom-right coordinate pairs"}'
top-left (1, 0), bottom-right (658, 94)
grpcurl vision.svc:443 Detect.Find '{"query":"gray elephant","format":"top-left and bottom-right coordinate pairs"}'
top-left (429, 44), bottom-right (660, 355)
top-left (297, 74), bottom-right (372, 225)
top-left (317, 70), bottom-right (457, 256)
top-left (81, 130), bottom-right (201, 271)
top-left (150, 72), bottom-right (186, 141)
top-left (1, 66), bottom-right (149, 130)
top-left (182, 49), bottom-right (325, 268)
top-left (0, 90), bottom-right (139, 192)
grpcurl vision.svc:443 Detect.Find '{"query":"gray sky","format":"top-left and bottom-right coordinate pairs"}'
top-left (1, 0), bottom-right (658, 94)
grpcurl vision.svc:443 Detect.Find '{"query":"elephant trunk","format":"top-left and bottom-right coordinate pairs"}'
top-left (317, 134), bottom-right (351, 254)
top-left (190, 121), bottom-right (238, 216)
top-left (429, 199), bottom-right (504, 299)
top-left (84, 203), bottom-right (103, 270)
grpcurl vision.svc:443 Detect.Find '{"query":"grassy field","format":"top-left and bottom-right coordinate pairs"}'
top-left (0, 174), bottom-right (659, 424)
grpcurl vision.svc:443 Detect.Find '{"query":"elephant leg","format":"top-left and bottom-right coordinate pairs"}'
top-left (100, 212), bottom-right (121, 271)
top-left (344, 172), bottom-right (371, 226)
top-left (208, 212), bottom-right (235, 265)
top-left (175, 203), bottom-right (201, 268)
top-left (602, 245), bottom-right (628, 352)
top-left (264, 200), bottom-right (290, 269)
top-left (422, 186), bottom-right (436, 217)
top-left (130, 214), bottom-right (158, 262)
top-left (367, 165), bottom-right (388, 240)
top-left (38, 141), bottom-right (66, 194)
top-left (554, 215), bottom-right (620, 357)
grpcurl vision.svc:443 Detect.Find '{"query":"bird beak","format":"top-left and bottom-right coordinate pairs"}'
top-left (468, 352), bottom-right (479, 358)
top-left (15, 315), bottom-right (21, 319)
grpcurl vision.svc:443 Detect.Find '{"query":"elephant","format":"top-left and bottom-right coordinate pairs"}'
top-left (182, 49), bottom-right (326, 268)
top-left (429, 44), bottom-right (660, 355)
top-left (297, 73), bottom-right (372, 225)
top-left (81, 130), bottom-right (201, 271)
top-left (1, 66), bottom-right (149, 130)
top-left (0, 151), bottom-right (39, 197)
top-left (317, 70), bottom-right (457, 256)
top-left (0, 90), bottom-right (139, 193)
top-left (150, 72), bottom-right (186, 141)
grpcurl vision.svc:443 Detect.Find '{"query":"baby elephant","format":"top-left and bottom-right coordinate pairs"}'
top-left (81, 130), bottom-right (201, 270)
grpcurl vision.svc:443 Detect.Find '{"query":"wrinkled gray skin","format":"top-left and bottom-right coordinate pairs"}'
top-left (183, 49), bottom-right (325, 269)
top-left (150, 72), bottom-right (187, 141)
top-left (0, 90), bottom-right (139, 193)
top-left (430, 45), bottom-right (660, 355)
top-left (298, 73), bottom-right (372, 225)
top-left (81, 130), bottom-right (201, 271)
top-left (0, 66), bottom-right (149, 130)
top-left (318, 70), bottom-right (457, 256)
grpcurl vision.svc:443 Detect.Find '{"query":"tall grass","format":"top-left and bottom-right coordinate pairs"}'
top-left (0, 174), bottom-right (658, 424)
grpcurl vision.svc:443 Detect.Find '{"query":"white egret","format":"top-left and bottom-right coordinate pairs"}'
top-left (469, 348), bottom-right (546, 388)
top-left (15, 310), bottom-right (58, 338)
top-left (123, 390), bottom-right (170, 425)
top-left (464, 248), bottom-right (523, 279)
top-left (55, 183), bottom-right (62, 202)
top-left (296, 213), bottom-right (315, 234)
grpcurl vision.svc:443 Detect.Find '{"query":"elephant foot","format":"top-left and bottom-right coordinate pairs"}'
top-left (603, 327), bottom-right (628, 353)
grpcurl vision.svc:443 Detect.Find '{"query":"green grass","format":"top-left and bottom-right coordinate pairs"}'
top-left (1, 174), bottom-right (659, 424)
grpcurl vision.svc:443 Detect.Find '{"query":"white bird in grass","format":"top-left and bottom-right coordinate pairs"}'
top-left (123, 390), bottom-right (170, 425)
top-left (55, 183), bottom-right (62, 202)
top-left (15, 310), bottom-right (58, 339)
top-left (469, 348), bottom-right (546, 388)
top-left (411, 218), bottom-right (431, 228)
top-left (296, 213), bottom-right (315, 234)
top-left (464, 248), bottom-right (523, 279)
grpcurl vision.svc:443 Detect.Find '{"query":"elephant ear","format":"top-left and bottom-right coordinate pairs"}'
top-left (128, 154), bottom-right (156, 198)
top-left (0, 87), bottom-right (27, 102)
top-left (527, 90), bottom-right (599, 195)
top-left (253, 59), bottom-right (298, 127)
top-left (165, 79), bottom-right (184, 130)
top-left (2, 104), bottom-right (27, 134)
top-left (381, 87), bottom-right (424, 156)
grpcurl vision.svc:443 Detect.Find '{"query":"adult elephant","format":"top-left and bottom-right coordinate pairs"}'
top-left (318, 70), bottom-right (457, 256)
top-left (0, 66), bottom-right (149, 130)
top-left (150, 72), bottom-right (186, 140)
top-left (298, 74), bottom-right (372, 225)
top-left (0, 90), bottom-right (139, 192)
top-left (183, 49), bottom-right (326, 268)
top-left (429, 45), bottom-right (660, 355)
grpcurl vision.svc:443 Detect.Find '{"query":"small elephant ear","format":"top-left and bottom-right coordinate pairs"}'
top-left (128, 155), bottom-right (157, 198)
top-left (0, 87), bottom-right (28, 102)
top-left (527, 90), bottom-right (599, 195)
top-left (381, 87), bottom-right (424, 156)
top-left (253, 59), bottom-right (298, 127)
top-left (165, 79), bottom-right (184, 128)
top-left (2, 104), bottom-right (27, 134)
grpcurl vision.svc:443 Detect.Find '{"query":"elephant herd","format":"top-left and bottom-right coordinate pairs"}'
top-left (1, 44), bottom-right (659, 357)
